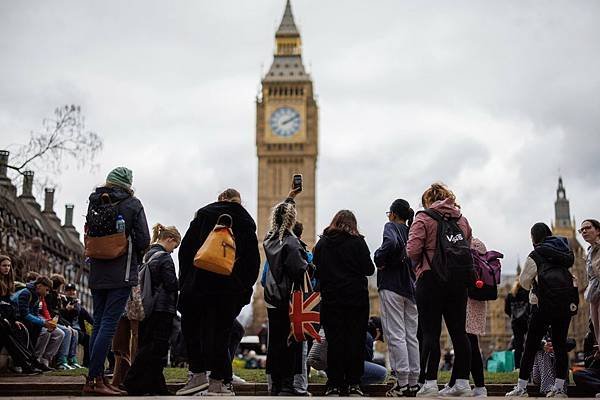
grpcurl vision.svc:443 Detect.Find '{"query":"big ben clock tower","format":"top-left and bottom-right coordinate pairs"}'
top-left (252, 0), bottom-right (319, 332)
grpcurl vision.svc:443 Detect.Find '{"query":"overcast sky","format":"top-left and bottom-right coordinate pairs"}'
top-left (1, 0), bottom-right (599, 276)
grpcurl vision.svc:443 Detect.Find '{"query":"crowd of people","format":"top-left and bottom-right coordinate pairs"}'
top-left (1, 166), bottom-right (600, 398)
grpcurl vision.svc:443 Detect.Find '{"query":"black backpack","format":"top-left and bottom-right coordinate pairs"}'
top-left (530, 250), bottom-right (579, 317)
top-left (418, 209), bottom-right (474, 283)
top-left (86, 193), bottom-right (121, 237)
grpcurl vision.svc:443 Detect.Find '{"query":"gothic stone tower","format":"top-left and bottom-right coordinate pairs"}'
top-left (251, 0), bottom-right (319, 333)
top-left (551, 177), bottom-right (588, 350)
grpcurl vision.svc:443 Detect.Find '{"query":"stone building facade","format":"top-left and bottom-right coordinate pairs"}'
top-left (0, 150), bottom-right (91, 309)
top-left (251, 0), bottom-right (319, 333)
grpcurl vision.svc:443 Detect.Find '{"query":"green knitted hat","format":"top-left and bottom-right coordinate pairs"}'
top-left (106, 167), bottom-right (133, 190)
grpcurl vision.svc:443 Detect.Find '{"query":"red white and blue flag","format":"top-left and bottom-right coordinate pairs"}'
top-left (288, 288), bottom-right (321, 344)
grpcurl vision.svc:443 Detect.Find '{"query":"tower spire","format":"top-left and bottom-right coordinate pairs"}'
top-left (274, 0), bottom-right (302, 56)
top-left (553, 176), bottom-right (574, 233)
top-left (276, 0), bottom-right (299, 38)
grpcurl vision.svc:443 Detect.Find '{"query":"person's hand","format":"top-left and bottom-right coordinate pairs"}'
top-left (66, 303), bottom-right (75, 311)
top-left (288, 187), bottom-right (302, 199)
top-left (15, 321), bottom-right (26, 330)
top-left (544, 341), bottom-right (553, 353)
top-left (43, 320), bottom-right (55, 330)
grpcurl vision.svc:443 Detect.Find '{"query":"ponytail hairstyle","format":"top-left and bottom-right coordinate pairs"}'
top-left (530, 222), bottom-right (552, 246)
top-left (270, 202), bottom-right (297, 243)
top-left (324, 210), bottom-right (361, 237)
top-left (421, 182), bottom-right (458, 209)
top-left (151, 223), bottom-right (182, 244)
top-left (0, 255), bottom-right (14, 296)
top-left (389, 199), bottom-right (415, 227)
top-left (511, 277), bottom-right (521, 297)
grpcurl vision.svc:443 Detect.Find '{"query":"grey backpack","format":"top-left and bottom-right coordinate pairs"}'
top-left (139, 250), bottom-right (167, 317)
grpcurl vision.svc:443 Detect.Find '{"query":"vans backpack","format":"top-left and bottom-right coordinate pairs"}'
top-left (138, 250), bottom-right (168, 318)
top-left (418, 209), bottom-right (474, 282)
top-left (84, 193), bottom-right (128, 260)
top-left (530, 250), bottom-right (579, 317)
top-left (468, 250), bottom-right (503, 301)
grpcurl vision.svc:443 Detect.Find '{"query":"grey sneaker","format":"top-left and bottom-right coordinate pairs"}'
top-left (505, 386), bottom-right (528, 397)
top-left (473, 386), bottom-right (488, 397)
top-left (417, 384), bottom-right (440, 397)
top-left (205, 379), bottom-right (234, 396)
top-left (442, 384), bottom-right (473, 397)
top-left (177, 372), bottom-right (209, 396)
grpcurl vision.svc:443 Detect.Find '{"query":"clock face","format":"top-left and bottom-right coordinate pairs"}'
top-left (269, 107), bottom-right (301, 137)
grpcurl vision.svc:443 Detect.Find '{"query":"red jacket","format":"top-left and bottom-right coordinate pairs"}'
top-left (407, 198), bottom-right (472, 279)
top-left (40, 297), bottom-right (51, 321)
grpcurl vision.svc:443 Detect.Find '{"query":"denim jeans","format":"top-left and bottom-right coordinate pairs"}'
top-left (361, 361), bottom-right (387, 385)
top-left (57, 325), bottom-right (78, 360)
top-left (88, 287), bottom-right (131, 378)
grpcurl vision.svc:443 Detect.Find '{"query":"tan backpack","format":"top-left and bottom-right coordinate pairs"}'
top-left (193, 214), bottom-right (236, 275)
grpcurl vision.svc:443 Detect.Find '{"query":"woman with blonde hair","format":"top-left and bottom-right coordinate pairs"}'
top-left (407, 183), bottom-right (473, 397)
top-left (263, 188), bottom-right (308, 396)
top-left (124, 223), bottom-right (180, 395)
top-left (504, 276), bottom-right (530, 369)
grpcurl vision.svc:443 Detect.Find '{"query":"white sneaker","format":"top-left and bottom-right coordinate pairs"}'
top-left (231, 374), bottom-right (246, 384)
top-left (546, 388), bottom-right (567, 398)
top-left (505, 386), bottom-right (528, 397)
top-left (439, 384), bottom-right (453, 396)
top-left (473, 386), bottom-right (488, 397)
top-left (442, 384), bottom-right (473, 397)
top-left (417, 384), bottom-right (439, 397)
top-left (177, 372), bottom-right (209, 396)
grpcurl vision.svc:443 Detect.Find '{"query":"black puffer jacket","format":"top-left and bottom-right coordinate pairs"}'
top-left (87, 186), bottom-right (150, 289)
top-left (263, 231), bottom-right (308, 309)
top-left (178, 201), bottom-right (260, 310)
top-left (144, 244), bottom-right (179, 315)
top-left (314, 231), bottom-right (375, 307)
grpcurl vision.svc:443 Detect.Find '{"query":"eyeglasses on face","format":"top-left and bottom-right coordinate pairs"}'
top-left (386, 211), bottom-right (392, 217)
top-left (579, 225), bottom-right (593, 234)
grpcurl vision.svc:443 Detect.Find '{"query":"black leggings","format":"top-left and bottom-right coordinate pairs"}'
top-left (512, 318), bottom-right (528, 369)
top-left (519, 311), bottom-right (571, 381)
top-left (448, 334), bottom-right (484, 387)
top-left (416, 271), bottom-right (471, 381)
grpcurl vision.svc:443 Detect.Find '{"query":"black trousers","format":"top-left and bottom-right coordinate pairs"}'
top-left (512, 318), bottom-right (528, 369)
top-left (124, 312), bottom-right (174, 395)
top-left (519, 310), bottom-right (571, 381)
top-left (574, 368), bottom-right (600, 395)
top-left (0, 319), bottom-right (36, 368)
top-left (321, 303), bottom-right (369, 388)
top-left (266, 307), bottom-right (303, 392)
top-left (448, 334), bottom-right (484, 387)
top-left (181, 295), bottom-right (241, 380)
top-left (416, 271), bottom-right (471, 381)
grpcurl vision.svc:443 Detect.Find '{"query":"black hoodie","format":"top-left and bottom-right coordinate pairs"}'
top-left (178, 201), bottom-right (260, 310)
top-left (313, 231), bottom-right (375, 307)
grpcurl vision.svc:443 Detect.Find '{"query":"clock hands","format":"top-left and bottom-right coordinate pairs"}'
top-left (281, 115), bottom-right (299, 126)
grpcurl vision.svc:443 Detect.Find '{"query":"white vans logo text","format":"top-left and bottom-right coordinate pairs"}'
top-left (446, 234), bottom-right (464, 243)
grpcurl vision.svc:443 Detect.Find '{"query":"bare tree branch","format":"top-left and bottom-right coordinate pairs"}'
top-left (7, 105), bottom-right (103, 191)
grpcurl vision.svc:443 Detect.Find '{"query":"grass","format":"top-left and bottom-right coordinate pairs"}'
top-left (49, 367), bottom-right (519, 384)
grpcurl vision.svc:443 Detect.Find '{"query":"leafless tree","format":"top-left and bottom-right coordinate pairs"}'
top-left (7, 105), bottom-right (103, 191)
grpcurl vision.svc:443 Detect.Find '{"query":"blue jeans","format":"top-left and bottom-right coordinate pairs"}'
top-left (89, 287), bottom-right (131, 378)
top-left (361, 361), bottom-right (387, 385)
top-left (57, 325), bottom-right (78, 360)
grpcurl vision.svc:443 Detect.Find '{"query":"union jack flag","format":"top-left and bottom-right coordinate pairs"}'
top-left (288, 289), bottom-right (322, 344)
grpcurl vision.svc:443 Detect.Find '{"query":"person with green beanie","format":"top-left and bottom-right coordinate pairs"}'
top-left (83, 167), bottom-right (150, 396)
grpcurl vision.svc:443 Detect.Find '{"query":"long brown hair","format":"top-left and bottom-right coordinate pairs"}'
top-left (421, 182), bottom-right (459, 209)
top-left (0, 255), bottom-right (15, 296)
top-left (323, 210), bottom-right (361, 237)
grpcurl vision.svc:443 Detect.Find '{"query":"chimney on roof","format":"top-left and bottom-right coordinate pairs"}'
top-left (21, 171), bottom-right (34, 198)
top-left (64, 204), bottom-right (74, 227)
top-left (0, 150), bottom-right (9, 178)
top-left (43, 188), bottom-right (55, 213)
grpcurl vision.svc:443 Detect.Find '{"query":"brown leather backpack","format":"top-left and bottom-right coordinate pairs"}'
top-left (193, 214), bottom-right (236, 276)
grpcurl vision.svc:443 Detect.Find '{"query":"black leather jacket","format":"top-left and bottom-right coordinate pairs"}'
top-left (263, 231), bottom-right (308, 309)
top-left (144, 244), bottom-right (179, 315)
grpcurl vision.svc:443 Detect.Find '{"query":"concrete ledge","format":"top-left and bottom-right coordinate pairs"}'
top-left (0, 376), bottom-right (593, 397)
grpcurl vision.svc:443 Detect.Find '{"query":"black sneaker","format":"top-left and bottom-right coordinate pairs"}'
top-left (404, 385), bottom-right (420, 397)
top-left (348, 385), bottom-right (364, 397)
top-left (325, 387), bottom-right (341, 397)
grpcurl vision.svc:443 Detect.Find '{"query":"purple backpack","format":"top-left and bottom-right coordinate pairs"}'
top-left (468, 249), bottom-right (503, 301)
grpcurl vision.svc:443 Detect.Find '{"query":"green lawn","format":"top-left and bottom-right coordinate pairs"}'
top-left (49, 367), bottom-right (519, 384)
